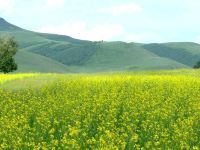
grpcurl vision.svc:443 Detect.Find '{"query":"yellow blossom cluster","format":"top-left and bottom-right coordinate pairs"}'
top-left (0, 72), bottom-right (199, 149)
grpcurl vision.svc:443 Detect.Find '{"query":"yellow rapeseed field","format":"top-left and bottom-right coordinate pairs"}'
top-left (0, 74), bottom-right (37, 84)
top-left (0, 71), bottom-right (199, 149)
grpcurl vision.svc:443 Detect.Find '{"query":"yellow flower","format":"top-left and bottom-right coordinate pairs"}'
top-left (69, 127), bottom-right (79, 137)
top-left (131, 133), bottom-right (139, 143)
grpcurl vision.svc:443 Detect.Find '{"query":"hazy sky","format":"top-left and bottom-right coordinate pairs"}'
top-left (0, 0), bottom-right (200, 43)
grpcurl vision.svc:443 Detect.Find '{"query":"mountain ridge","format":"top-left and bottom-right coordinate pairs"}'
top-left (0, 18), bottom-right (23, 31)
top-left (0, 18), bottom-right (200, 73)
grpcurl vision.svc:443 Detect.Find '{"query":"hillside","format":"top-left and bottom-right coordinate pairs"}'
top-left (143, 42), bottom-right (200, 67)
top-left (15, 50), bottom-right (71, 73)
top-left (0, 18), bottom-right (23, 31)
top-left (1, 17), bottom-right (200, 73)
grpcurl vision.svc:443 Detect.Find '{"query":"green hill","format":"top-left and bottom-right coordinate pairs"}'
top-left (76, 42), bottom-right (188, 72)
top-left (0, 18), bottom-right (23, 31)
top-left (143, 42), bottom-right (200, 67)
top-left (15, 50), bottom-right (71, 73)
top-left (1, 17), bottom-right (200, 73)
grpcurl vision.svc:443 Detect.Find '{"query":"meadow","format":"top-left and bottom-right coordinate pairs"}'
top-left (0, 70), bottom-right (200, 149)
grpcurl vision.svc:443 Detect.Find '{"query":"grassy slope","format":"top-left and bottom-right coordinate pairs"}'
top-left (24, 41), bottom-right (98, 66)
top-left (0, 31), bottom-right (50, 47)
top-left (164, 42), bottom-right (200, 66)
top-left (143, 42), bottom-right (200, 67)
top-left (24, 41), bottom-right (188, 72)
top-left (79, 42), bottom-right (188, 72)
top-left (15, 50), bottom-right (70, 73)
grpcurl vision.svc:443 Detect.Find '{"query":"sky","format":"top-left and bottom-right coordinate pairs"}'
top-left (0, 0), bottom-right (200, 43)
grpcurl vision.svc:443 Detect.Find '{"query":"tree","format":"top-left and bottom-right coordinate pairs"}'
top-left (0, 37), bottom-right (18, 73)
top-left (193, 60), bottom-right (200, 69)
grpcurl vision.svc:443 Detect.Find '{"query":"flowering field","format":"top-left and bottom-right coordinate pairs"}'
top-left (0, 71), bottom-right (200, 149)
top-left (0, 74), bottom-right (37, 84)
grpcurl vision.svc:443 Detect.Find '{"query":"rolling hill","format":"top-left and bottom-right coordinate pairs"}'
top-left (15, 50), bottom-right (71, 73)
top-left (0, 17), bottom-right (200, 73)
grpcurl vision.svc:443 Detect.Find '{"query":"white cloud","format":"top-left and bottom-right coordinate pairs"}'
top-left (194, 35), bottom-right (200, 43)
top-left (37, 23), bottom-right (165, 43)
top-left (37, 22), bottom-right (124, 41)
top-left (125, 32), bottom-right (164, 43)
top-left (0, 0), bottom-right (15, 14)
top-left (100, 3), bottom-right (142, 16)
top-left (42, 0), bottom-right (65, 10)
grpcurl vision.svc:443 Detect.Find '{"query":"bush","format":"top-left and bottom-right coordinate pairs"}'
top-left (193, 60), bottom-right (200, 69)
top-left (0, 37), bottom-right (18, 73)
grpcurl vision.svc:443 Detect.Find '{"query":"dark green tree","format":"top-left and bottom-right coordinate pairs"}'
top-left (193, 60), bottom-right (200, 69)
top-left (0, 37), bottom-right (18, 73)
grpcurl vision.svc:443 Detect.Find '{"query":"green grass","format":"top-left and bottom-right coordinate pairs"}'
top-left (15, 50), bottom-right (70, 73)
top-left (143, 42), bottom-right (200, 67)
top-left (82, 42), bottom-right (188, 72)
